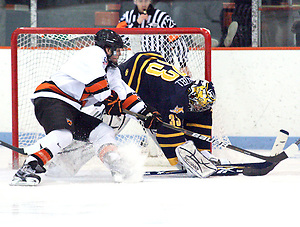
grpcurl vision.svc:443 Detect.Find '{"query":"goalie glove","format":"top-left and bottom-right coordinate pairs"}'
top-left (102, 90), bottom-right (122, 116)
top-left (139, 106), bottom-right (163, 129)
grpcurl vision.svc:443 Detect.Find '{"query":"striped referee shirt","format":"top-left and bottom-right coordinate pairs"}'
top-left (117, 4), bottom-right (188, 68)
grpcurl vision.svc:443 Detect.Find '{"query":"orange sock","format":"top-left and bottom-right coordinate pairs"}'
top-left (32, 148), bottom-right (53, 166)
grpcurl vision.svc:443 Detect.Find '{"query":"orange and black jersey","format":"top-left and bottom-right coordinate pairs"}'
top-left (32, 46), bottom-right (115, 110)
top-left (34, 76), bottom-right (109, 108)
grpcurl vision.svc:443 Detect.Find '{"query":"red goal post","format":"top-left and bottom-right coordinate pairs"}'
top-left (11, 27), bottom-right (212, 169)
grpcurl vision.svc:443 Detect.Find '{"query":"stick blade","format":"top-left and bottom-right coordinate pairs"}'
top-left (243, 152), bottom-right (288, 176)
top-left (243, 161), bottom-right (276, 176)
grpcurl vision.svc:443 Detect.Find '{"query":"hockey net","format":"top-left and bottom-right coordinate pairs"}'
top-left (11, 27), bottom-right (229, 170)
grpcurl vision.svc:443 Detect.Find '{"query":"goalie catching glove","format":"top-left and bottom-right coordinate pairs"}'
top-left (139, 106), bottom-right (163, 129)
top-left (102, 90), bottom-right (122, 116)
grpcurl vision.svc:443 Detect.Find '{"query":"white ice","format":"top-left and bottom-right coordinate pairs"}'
top-left (1, 146), bottom-right (300, 227)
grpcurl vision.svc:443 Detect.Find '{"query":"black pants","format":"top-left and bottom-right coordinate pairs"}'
top-left (34, 97), bottom-right (102, 141)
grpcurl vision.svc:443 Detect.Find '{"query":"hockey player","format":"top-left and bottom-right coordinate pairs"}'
top-left (118, 51), bottom-right (216, 173)
top-left (117, 0), bottom-right (191, 76)
top-left (10, 29), bottom-right (162, 186)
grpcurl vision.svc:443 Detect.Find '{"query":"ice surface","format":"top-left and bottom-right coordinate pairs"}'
top-left (1, 147), bottom-right (300, 227)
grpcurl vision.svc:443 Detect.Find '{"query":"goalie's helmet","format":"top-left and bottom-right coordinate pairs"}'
top-left (94, 29), bottom-right (124, 55)
top-left (187, 80), bottom-right (216, 112)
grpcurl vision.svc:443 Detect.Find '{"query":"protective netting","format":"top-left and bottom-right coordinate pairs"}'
top-left (12, 28), bottom-right (228, 167)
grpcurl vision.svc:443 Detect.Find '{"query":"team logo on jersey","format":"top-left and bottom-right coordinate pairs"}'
top-left (125, 69), bottom-right (129, 77)
top-left (103, 56), bottom-right (108, 66)
top-left (170, 106), bottom-right (184, 114)
top-left (66, 118), bottom-right (73, 126)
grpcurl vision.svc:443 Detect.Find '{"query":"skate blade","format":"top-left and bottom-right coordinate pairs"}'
top-left (10, 177), bottom-right (40, 186)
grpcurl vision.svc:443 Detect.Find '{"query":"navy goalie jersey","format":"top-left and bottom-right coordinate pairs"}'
top-left (119, 52), bottom-right (212, 166)
top-left (119, 52), bottom-right (192, 117)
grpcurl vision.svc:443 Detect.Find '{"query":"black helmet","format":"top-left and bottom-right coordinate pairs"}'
top-left (94, 29), bottom-right (123, 53)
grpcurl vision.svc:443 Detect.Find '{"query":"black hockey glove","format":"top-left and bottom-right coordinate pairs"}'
top-left (102, 90), bottom-right (122, 116)
top-left (139, 106), bottom-right (163, 129)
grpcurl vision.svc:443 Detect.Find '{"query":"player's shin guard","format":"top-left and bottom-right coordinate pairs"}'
top-left (24, 129), bottom-right (73, 155)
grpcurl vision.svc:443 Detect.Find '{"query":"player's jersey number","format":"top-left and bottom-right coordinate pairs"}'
top-left (145, 60), bottom-right (183, 82)
top-left (169, 114), bottom-right (182, 127)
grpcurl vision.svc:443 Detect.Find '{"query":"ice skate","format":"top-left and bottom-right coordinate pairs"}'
top-left (102, 151), bottom-right (131, 183)
top-left (10, 161), bottom-right (41, 186)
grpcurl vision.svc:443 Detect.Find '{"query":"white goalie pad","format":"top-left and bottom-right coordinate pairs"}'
top-left (46, 140), bottom-right (95, 177)
top-left (175, 141), bottom-right (217, 178)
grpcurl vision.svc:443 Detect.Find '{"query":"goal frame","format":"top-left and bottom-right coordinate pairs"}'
top-left (11, 27), bottom-right (212, 169)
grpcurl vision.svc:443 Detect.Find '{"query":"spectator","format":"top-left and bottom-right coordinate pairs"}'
top-left (220, 0), bottom-right (252, 47)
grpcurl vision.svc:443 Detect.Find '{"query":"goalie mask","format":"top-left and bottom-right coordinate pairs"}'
top-left (187, 80), bottom-right (216, 112)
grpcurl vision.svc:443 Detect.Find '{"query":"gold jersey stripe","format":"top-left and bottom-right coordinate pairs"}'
top-left (156, 132), bottom-right (184, 138)
top-left (167, 157), bottom-right (179, 166)
top-left (159, 142), bottom-right (185, 148)
top-left (185, 123), bottom-right (212, 129)
top-left (128, 52), bottom-right (164, 89)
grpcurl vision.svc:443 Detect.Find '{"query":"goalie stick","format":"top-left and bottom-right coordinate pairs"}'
top-left (145, 169), bottom-right (187, 176)
top-left (145, 161), bottom-right (279, 177)
top-left (145, 139), bottom-right (300, 177)
top-left (270, 129), bottom-right (289, 156)
top-left (123, 109), bottom-right (295, 164)
top-left (144, 167), bottom-right (241, 176)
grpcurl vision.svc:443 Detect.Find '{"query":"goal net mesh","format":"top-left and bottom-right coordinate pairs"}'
top-left (11, 27), bottom-right (230, 169)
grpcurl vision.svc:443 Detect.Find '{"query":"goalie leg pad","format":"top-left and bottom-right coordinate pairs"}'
top-left (46, 141), bottom-right (95, 177)
top-left (175, 141), bottom-right (217, 178)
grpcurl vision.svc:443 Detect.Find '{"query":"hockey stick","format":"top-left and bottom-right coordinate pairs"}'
top-left (0, 140), bottom-right (26, 155)
top-left (145, 136), bottom-right (299, 177)
top-left (144, 161), bottom-right (279, 177)
top-left (144, 168), bottom-right (237, 176)
top-left (145, 169), bottom-right (187, 176)
top-left (123, 109), bottom-right (289, 163)
top-left (144, 169), bottom-right (240, 176)
top-left (270, 129), bottom-right (289, 156)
